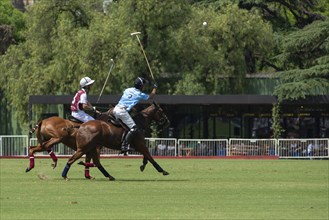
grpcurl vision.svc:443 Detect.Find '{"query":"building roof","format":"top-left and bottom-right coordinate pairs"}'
top-left (29, 95), bottom-right (329, 105)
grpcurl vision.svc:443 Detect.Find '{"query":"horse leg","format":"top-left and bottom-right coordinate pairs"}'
top-left (140, 156), bottom-right (148, 172)
top-left (42, 137), bottom-right (63, 168)
top-left (91, 149), bottom-right (115, 181)
top-left (82, 152), bottom-right (95, 179)
top-left (141, 151), bottom-right (169, 176)
top-left (26, 145), bottom-right (44, 172)
top-left (46, 149), bottom-right (58, 169)
top-left (61, 150), bottom-right (84, 180)
top-left (77, 147), bottom-right (102, 179)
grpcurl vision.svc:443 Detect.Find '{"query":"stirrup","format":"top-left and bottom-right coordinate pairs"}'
top-left (121, 145), bottom-right (135, 153)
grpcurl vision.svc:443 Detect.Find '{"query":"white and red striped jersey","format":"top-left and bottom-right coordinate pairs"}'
top-left (70, 89), bottom-right (88, 111)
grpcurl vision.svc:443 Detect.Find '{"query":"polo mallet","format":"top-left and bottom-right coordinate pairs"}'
top-left (130, 32), bottom-right (156, 84)
top-left (97, 58), bottom-right (114, 104)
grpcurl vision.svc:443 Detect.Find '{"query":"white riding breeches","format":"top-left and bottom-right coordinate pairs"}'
top-left (71, 111), bottom-right (95, 123)
top-left (113, 105), bottom-right (136, 129)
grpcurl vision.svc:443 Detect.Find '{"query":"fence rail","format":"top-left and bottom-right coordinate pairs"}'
top-left (177, 139), bottom-right (228, 157)
top-left (0, 135), bottom-right (28, 156)
top-left (228, 139), bottom-right (277, 156)
top-left (0, 135), bottom-right (328, 159)
top-left (277, 138), bottom-right (329, 159)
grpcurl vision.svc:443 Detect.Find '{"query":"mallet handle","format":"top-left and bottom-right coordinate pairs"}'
top-left (97, 59), bottom-right (114, 104)
top-left (134, 34), bottom-right (156, 84)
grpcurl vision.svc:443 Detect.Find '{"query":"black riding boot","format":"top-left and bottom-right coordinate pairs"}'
top-left (121, 128), bottom-right (136, 152)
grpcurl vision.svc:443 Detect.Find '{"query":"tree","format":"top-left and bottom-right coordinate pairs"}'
top-left (270, 18), bottom-right (329, 138)
top-left (237, 0), bottom-right (326, 29)
top-left (172, 4), bottom-right (273, 94)
top-left (0, 0), bottom-right (25, 54)
top-left (3, 0), bottom-right (327, 135)
top-left (0, 0), bottom-right (102, 124)
top-left (274, 19), bottom-right (329, 101)
top-left (0, 0), bottom-right (193, 126)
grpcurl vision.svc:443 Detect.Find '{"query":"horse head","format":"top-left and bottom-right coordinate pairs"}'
top-left (152, 101), bottom-right (170, 127)
top-left (139, 101), bottom-right (170, 128)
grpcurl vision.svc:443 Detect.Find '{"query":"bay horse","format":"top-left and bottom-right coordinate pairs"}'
top-left (26, 111), bottom-right (111, 179)
top-left (61, 102), bottom-right (170, 180)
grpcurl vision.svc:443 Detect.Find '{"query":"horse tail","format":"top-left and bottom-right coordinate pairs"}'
top-left (29, 120), bottom-right (42, 138)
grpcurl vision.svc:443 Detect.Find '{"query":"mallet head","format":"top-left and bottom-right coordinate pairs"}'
top-left (131, 32), bottom-right (141, 36)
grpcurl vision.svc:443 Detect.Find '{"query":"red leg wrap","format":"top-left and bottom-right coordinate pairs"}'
top-left (85, 168), bottom-right (91, 179)
top-left (47, 150), bottom-right (58, 162)
top-left (29, 154), bottom-right (35, 169)
top-left (84, 162), bottom-right (95, 167)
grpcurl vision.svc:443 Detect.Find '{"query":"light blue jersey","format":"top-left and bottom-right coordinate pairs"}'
top-left (117, 87), bottom-right (149, 111)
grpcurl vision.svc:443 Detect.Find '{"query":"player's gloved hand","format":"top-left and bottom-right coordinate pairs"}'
top-left (153, 83), bottom-right (158, 88)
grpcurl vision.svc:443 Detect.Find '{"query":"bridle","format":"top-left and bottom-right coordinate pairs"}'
top-left (153, 103), bottom-right (170, 127)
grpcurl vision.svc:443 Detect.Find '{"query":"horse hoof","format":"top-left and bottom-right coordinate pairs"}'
top-left (109, 176), bottom-right (116, 181)
top-left (85, 176), bottom-right (95, 180)
top-left (140, 165), bottom-right (145, 172)
top-left (162, 171), bottom-right (169, 176)
top-left (51, 163), bottom-right (57, 169)
top-left (77, 161), bottom-right (85, 166)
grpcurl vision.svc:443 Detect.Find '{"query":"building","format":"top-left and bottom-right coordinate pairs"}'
top-left (27, 94), bottom-right (329, 139)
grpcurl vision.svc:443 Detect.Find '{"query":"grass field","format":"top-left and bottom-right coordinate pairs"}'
top-left (0, 158), bottom-right (328, 220)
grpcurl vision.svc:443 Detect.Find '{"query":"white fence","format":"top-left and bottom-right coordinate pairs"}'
top-left (93, 138), bottom-right (178, 157)
top-left (228, 139), bottom-right (277, 156)
top-left (177, 139), bottom-right (228, 157)
top-left (0, 135), bottom-right (328, 159)
top-left (0, 135), bottom-right (28, 156)
top-left (29, 138), bottom-right (75, 156)
top-left (277, 138), bottom-right (329, 159)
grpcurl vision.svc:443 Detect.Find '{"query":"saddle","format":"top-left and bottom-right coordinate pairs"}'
top-left (68, 115), bottom-right (83, 124)
top-left (107, 113), bottom-right (130, 131)
top-left (69, 113), bottom-right (129, 131)
top-left (105, 113), bottom-right (133, 147)
top-left (68, 112), bottom-right (130, 147)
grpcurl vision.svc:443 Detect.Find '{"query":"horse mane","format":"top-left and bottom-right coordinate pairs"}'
top-left (133, 103), bottom-right (157, 129)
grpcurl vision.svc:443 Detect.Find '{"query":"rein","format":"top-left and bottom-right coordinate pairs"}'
top-left (101, 104), bottom-right (168, 129)
top-left (133, 104), bottom-right (169, 129)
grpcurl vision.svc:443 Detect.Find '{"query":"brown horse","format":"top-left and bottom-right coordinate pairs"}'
top-left (61, 102), bottom-right (170, 180)
top-left (26, 111), bottom-right (111, 178)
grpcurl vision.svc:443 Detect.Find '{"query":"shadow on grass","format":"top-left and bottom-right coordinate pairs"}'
top-left (115, 179), bottom-right (189, 182)
top-left (52, 178), bottom-right (189, 182)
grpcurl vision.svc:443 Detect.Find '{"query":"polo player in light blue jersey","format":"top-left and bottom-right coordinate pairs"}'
top-left (113, 77), bottom-right (157, 152)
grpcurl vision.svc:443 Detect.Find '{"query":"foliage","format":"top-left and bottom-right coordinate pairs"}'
top-left (105, 0), bottom-right (192, 91)
top-left (0, 0), bottom-right (25, 44)
top-left (0, 0), bottom-right (25, 55)
top-left (271, 103), bottom-right (284, 138)
top-left (1, 0), bottom-right (329, 132)
top-left (1, 0), bottom-right (103, 123)
top-left (274, 20), bottom-right (329, 101)
top-left (1, 0), bottom-right (274, 125)
top-left (236, 0), bottom-right (326, 30)
top-left (172, 4), bottom-right (273, 94)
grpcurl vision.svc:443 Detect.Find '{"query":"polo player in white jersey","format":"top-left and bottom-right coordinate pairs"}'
top-left (71, 76), bottom-right (100, 122)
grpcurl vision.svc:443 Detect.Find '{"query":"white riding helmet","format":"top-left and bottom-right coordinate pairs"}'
top-left (80, 77), bottom-right (95, 87)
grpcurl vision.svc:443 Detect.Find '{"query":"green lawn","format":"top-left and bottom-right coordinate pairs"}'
top-left (0, 158), bottom-right (328, 220)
